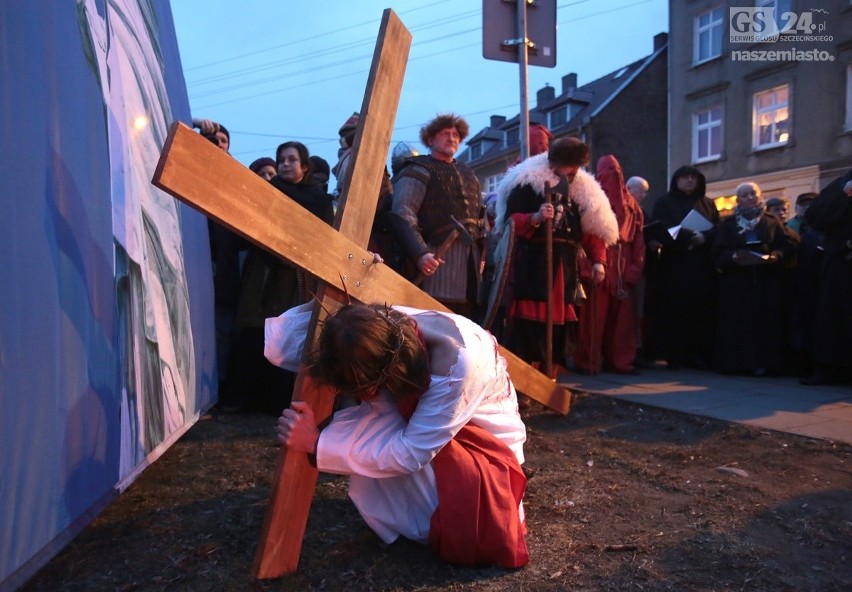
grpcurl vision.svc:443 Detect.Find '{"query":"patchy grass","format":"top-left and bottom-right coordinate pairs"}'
top-left (22, 393), bottom-right (852, 591)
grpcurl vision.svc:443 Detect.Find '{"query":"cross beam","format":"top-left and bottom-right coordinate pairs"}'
top-left (152, 127), bottom-right (572, 407)
top-left (153, 9), bottom-right (570, 579)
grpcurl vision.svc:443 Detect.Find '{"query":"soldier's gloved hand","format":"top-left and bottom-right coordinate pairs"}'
top-left (418, 252), bottom-right (442, 275)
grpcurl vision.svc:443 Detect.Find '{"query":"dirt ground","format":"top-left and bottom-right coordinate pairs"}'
top-left (22, 391), bottom-right (852, 592)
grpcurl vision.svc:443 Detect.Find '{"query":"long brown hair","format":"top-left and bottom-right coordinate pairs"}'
top-left (307, 304), bottom-right (430, 402)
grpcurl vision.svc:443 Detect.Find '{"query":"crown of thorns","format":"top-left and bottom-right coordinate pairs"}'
top-left (309, 298), bottom-right (409, 397)
top-left (307, 277), bottom-right (426, 399)
top-left (348, 305), bottom-right (408, 397)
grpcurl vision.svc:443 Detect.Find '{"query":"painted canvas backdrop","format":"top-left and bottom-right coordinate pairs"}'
top-left (0, 1), bottom-right (216, 589)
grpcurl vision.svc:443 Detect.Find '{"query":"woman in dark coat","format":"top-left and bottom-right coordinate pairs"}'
top-left (219, 143), bottom-right (334, 413)
top-left (712, 182), bottom-right (799, 375)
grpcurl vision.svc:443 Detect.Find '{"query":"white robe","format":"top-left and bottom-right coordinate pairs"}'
top-left (265, 304), bottom-right (527, 544)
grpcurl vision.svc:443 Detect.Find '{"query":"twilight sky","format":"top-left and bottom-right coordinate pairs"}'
top-left (171, 0), bottom-right (669, 170)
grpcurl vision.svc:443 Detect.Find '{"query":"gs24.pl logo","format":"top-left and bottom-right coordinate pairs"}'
top-left (729, 7), bottom-right (832, 43)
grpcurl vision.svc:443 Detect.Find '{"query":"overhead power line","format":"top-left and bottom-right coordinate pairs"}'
top-left (189, 0), bottom-right (662, 145)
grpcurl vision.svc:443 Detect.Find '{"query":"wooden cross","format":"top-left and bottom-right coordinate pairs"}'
top-left (153, 9), bottom-right (570, 579)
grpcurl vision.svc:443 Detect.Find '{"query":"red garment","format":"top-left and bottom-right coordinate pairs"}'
top-left (429, 424), bottom-right (529, 568)
top-left (580, 155), bottom-right (646, 295)
top-left (601, 160), bottom-right (641, 245)
top-left (574, 282), bottom-right (637, 373)
top-left (396, 353), bottom-right (529, 569)
top-left (575, 156), bottom-right (645, 373)
top-left (508, 211), bottom-right (606, 324)
top-left (508, 264), bottom-right (577, 323)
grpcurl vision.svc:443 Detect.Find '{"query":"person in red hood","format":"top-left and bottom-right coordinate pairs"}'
top-left (510, 124), bottom-right (553, 167)
top-left (528, 124), bottom-right (552, 156)
top-left (574, 155), bottom-right (646, 375)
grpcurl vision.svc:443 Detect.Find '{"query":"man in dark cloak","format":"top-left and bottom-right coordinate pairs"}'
top-left (711, 182), bottom-right (799, 376)
top-left (646, 166), bottom-right (720, 369)
top-left (801, 169), bottom-right (852, 385)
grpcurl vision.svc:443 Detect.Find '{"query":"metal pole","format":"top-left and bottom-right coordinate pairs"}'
top-left (517, 0), bottom-right (530, 161)
top-left (544, 181), bottom-right (554, 378)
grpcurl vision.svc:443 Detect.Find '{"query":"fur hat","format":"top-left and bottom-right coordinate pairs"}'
top-left (548, 137), bottom-right (590, 167)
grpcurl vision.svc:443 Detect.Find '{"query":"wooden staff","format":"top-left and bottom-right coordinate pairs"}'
top-left (544, 181), bottom-right (554, 378)
top-left (588, 263), bottom-right (600, 374)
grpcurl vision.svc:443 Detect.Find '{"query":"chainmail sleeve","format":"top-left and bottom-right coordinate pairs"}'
top-left (392, 166), bottom-right (431, 258)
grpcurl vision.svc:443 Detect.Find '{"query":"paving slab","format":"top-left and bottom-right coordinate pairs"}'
top-left (560, 366), bottom-right (852, 445)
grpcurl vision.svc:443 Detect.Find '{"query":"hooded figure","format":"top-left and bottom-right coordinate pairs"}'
top-left (574, 155), bottom-right (646, 374)
top-left (509, 124), bottom-right (553, 167)
top-left (528, 124), bottom-right (552, 156)
top-left (645, 165), bottom-right (720, 369)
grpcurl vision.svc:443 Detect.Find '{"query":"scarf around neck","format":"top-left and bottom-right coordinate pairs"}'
top-left (734, 204), bottom-right (765, 234)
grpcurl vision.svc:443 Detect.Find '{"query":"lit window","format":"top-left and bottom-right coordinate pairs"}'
top-left (693, 106), bottom-right (723, 162)
top-left (753, 85), bottom-right (790, 149)
top-left (694, 7), bottom-right (723, 64)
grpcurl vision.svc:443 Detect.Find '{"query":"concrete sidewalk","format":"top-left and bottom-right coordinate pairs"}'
top-left (559, 365), bottom-right (852, 445)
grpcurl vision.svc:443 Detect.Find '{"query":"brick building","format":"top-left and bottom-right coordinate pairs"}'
top-left (668, 0), bottom-right (852, 209)
top-left (459, 33), bottom-right (669, 206)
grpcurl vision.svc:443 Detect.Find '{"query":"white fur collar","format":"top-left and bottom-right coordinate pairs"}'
top-left (494, 154), bottom-right (619, 245)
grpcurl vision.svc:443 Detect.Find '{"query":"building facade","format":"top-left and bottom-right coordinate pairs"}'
top-left (669, 0), bottom-right (852, 207)
top-left (460, 34), bottom-right (669, 204)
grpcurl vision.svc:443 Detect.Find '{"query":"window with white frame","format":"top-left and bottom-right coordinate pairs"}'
top-left (753, 85), bottom-right (790, 149)
top-left (487, 174), bottom-right (504, 193)
top-left (693, 106), bottom-right (723, 162)
top-left (846, 64), bottom-right (852, 131)
top-left (549, 106), bottom-right (566, 129)
top-left (694, 7), bottom-right (723, 64)
top-left (756, 0), bottom-right (793, 35)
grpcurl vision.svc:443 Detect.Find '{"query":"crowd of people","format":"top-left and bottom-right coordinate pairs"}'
top-left (488, 134), bottom-right (850, 390)
top-left (191, 114), bottom-right (851, 569)
top-left (640, 169), bottom-right (851, 386)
